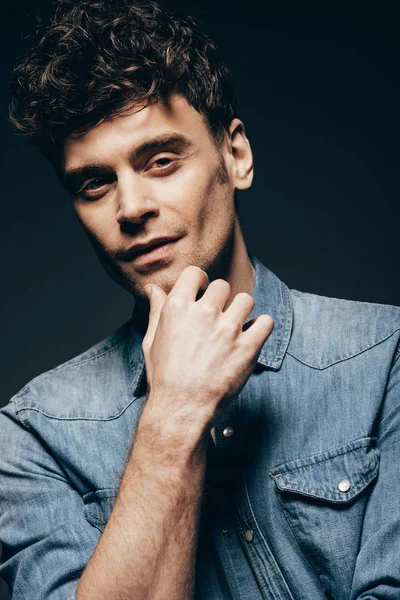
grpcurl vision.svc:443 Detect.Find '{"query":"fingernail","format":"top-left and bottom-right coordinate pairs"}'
top-left (145, 285), bottom-right (152, 298)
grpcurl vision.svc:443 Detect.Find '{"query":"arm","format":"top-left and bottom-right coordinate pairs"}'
top-left (0, 266), bottom-right (272, 599)
top-left (0, 389), bottom-right (207, 600)
top-left (77, 266), bottom-right (273, 599)
top-left (76, 397), bottom-right (208, 600)
top-left (0, 402), bottom-right (102, 600)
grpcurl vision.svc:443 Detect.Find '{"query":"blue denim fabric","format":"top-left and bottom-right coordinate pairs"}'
top-left (1, 254), bottom-right (400, 599)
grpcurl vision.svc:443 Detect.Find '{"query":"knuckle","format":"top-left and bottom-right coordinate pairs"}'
top-left (220, 317), bottom-right (240, 337)
top-left (212, 278), bottom-right (230, 290)
top-left (198, 302), bottom-right (217, 318)
top-left (167, 294), bottom-right (186, 311)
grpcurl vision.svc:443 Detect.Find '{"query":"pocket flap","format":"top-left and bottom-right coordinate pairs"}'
top-left (269, 437), bottom-right (379, 504)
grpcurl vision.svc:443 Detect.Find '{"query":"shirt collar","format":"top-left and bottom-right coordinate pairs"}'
top-left (128, 253), bottom-right (293, 396)
top-left (247, 253), bottom-right (293, 369)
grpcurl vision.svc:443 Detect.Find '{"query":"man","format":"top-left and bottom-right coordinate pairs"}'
top-left (1, 0), bottom-right (399, 598)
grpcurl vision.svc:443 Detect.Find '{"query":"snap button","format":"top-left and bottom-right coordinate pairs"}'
top-left (338, 479), bottom-right (351, 492)
top-left (244, 529), bottom-right (254, 542)
top-left (223, 426), bottom-right (235, 438)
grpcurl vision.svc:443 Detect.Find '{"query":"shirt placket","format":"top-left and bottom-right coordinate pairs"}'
top-left (203, 397), bottom-right (263, 599)
top-left (213, 392), bottom-right (294, 600)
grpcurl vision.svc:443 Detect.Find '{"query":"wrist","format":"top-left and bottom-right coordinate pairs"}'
top-left (137, 393), bottom-right (210, 459)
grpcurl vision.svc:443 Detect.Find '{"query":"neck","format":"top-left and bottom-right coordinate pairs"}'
top-left (216, 218), bottom-right (255, 310)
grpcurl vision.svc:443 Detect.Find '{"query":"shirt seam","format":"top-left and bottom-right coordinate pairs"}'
top-left (286, 327), bottom-right (400, 370)
top-left (269, 437), bottom-right (375, 475)
top-left (13, 394), bottom-right (138, 422)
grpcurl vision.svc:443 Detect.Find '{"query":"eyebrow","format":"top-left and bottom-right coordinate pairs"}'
top-left (64, 132), bottom-right (193, 191)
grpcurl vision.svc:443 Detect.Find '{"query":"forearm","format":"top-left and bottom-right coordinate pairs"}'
top-left (76, 398), bottom-right (208, 600)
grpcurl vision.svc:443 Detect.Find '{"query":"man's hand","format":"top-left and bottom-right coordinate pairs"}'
top-left (77, 265), bottom-right (273, 600)
top-left (142, 265), bottom-right (274, 433)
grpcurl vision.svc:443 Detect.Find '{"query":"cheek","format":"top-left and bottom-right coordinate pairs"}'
top-left (165, 162), bottom-right (233, 225)
top-left (196, 172), bottom-right (234, 233)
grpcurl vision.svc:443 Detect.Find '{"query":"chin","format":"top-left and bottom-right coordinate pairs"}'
top-left (121, 267), bottom-right (178, 298)
top-left (102, 248), bottom-right (218, 298)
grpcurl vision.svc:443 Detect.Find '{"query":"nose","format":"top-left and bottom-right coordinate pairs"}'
top-left (116, 172), bottom-right (159, 225)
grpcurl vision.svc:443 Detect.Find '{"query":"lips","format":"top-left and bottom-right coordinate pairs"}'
top-left (135, 240), bottom-right (170, 256)
top-left (128, 237), bottom-right (181, 269)
top-left (127, 237), bottom-right (180, 259)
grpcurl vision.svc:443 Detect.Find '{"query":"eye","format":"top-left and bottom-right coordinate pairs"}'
top-left (152, 157), bottom-right (173, 168)
top-left (76, 176), bottom-right (113, 200)
top-left (83, 178), bottom-right (107, 191)
top-left (146, 154), bottom-right (179, 175)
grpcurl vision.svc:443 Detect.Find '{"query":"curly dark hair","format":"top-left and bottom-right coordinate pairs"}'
top-left (9, 0), bottom-right (236, 166)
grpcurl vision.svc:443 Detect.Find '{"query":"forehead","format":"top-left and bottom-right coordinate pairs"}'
top-left (62, 94), bottom-right (211, 172)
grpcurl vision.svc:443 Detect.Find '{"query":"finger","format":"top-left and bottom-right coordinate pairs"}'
top-left (243, 314), bottom-right (274, 353)
top-left (143, 284), bottom-right (167, 347)
top-left (198, 279), bottom-right (231, 312)
top-left (223, 292), bottom-right (255, 325)
top-left (169, 265), bottom-right (209, 302)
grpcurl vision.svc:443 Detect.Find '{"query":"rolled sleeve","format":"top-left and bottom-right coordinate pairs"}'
top-left (350, 350), bottom-right (400, 599)
top-left (0, 401), bottom-right (100, 599)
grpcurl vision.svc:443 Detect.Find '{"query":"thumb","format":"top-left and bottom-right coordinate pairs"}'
top-left (144, 283), bottom-right (167, 346)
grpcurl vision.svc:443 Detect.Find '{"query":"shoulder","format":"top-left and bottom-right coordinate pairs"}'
top-left (8, 320), bottom-right (135, 420)
top-left (287, 288), bottom-right (400, 369)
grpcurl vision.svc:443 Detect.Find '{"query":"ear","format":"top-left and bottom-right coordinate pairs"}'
top-left (228, 118), bottom-right (254, 190)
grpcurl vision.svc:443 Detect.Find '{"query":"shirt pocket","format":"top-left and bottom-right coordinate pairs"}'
top-left (269, 437), bottom-right (379, 599)
top-left (83, 488), bottom-right (118, 533)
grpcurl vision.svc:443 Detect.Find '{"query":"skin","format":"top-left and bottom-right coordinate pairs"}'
top-left (62, 93), bottom-right (256, 330)
top-left (65, 93), bottom-right (275, 599)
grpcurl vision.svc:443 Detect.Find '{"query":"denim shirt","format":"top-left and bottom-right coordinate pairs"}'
top-left (1, 254), bottom-right (400, 600)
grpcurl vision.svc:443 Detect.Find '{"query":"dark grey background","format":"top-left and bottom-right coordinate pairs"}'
top-left (1, 1), bottom-right (399, 598)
